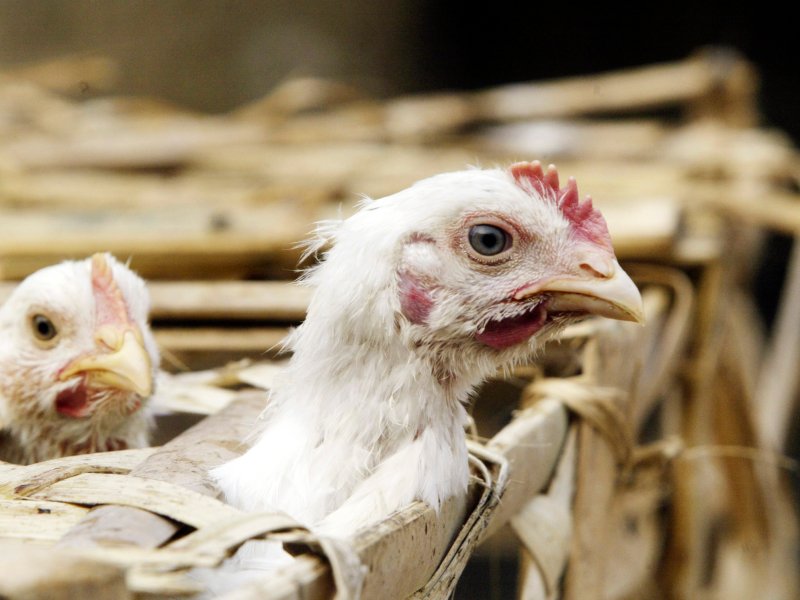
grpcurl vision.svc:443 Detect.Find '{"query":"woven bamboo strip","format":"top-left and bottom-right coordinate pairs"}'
top-left (0, 448), bottom-right (155, 497)
top-left (0, 499), bottom-right (88, 541)
top-left (755, 237), bottom-right (800, 450)
top-left (0, 280), bottom-right (310, 321)
top-left (0, 541), bottom-right (130, 600)
top-left (153, 361), bottom-right (285, 415)
top-left (0, 54), bottom-right (119, 93)
top-left (224, 555), bottom-right (335, 600)
top-left (477, 398), bottom-right (569, 539)
top-left (382, 50), bottom-right (755, 140)
top-left (558, 295), bottom-right (663, 598)
top-left (0, 167), bottom-right (309, 209)
top-left (476, 50), bottom-right (754, 122)
top-left (0, 204), bottom-right (316, 255)
top-left (508, 278), bottom-right (685, 599)
top-left (147, 281), bottom-right (310, 320)
top-left (47, 513), bottom-right (303, 574)
top-left (30, 472), bottom-right (241, 528)
top-left (152, 379), bottom-right (240, 415)
top-left (694, 187), bottom-right (800, 236)
top-left (664, 250), bottom-right (726, 595)
top-left (626, 267), bottom-right (695, 429)
top-left (514, 429), bottom-right (577, 600)
top-left (1, 118), bottom-right (265, 170)
top-left (153, 328), bottom-right (290, 353)
top-left (562, 401), bottom-right (621, 599)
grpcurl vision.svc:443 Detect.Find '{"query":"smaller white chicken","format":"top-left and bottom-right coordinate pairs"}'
top-left (0, 253), bottom-right (159, 464)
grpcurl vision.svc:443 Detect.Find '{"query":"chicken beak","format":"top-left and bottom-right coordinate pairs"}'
top-left (515, 260), bottom-right (645, 324)
top-left (59, 327), bottom-right (153, 397)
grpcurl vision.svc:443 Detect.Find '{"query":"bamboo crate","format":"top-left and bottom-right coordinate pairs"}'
top-left (1, 48), bottom-right (799, 598)
top-left (0, 271), bottom-right (688, 598)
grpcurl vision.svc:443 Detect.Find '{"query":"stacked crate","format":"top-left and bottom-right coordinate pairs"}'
top-left (1, 49), bottom-right (797, 599)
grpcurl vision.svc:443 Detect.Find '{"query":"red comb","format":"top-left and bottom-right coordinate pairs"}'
top-left (91, 253), bottom-right (132, 327)
top-left (510, 161), bottom-right (613, 252)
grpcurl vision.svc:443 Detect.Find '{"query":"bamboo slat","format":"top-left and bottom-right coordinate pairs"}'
top-left (756, 238), bottom-right (800, 451)
top-left (481, 399), bottom-right (569, 539)
top-left (0, 541), bottom-right (130, 600)
top-left (383, 49), bottom-right (757, 140)
top-left (31, 472), bottom-right (241, 528)
top-left (0, 499), bottom-right (89, 541)
top-left (0, 54), bottom-right (119, 94)
top-left (514, 430), bottom-right (577, 600)
top-left (0, 280), bottom-right (310, 320)
top-left (0, 194), bottom-right (681, 284)
top-left (1, 120), bottom-right (265, 171)
top-left (0, 448), bottom-right (155, 497)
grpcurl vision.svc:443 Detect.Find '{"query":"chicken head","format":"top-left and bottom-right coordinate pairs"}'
top-left (0, 253), bottom-right (159, 464)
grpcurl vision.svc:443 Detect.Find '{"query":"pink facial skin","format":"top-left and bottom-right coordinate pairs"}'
top-left (398, 271), bottom-right (434, 325)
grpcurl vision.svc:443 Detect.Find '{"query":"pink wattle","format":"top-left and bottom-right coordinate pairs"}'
top-left (475, 304), bottom-right (548, 350)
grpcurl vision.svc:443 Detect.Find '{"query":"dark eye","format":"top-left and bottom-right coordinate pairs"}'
top-left (468, 224), bottom-right (510, 256)
top-left (31, 314), bottom-right (58, 341)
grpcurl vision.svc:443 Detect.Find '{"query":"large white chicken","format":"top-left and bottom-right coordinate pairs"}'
top-left (0, 253), bottom-right (159, 464)
top-left (213, 162), bottom-right (643, 538)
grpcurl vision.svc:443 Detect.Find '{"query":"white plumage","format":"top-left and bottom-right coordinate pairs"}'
top-left (0, 253), bottom-right (159, 464)
top-left (213, 162), bottom-right (643, 543)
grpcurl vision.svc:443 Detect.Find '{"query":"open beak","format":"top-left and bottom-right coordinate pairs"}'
top-left (515, 260), bottom-right (645, 324)
top-left (59, 326), bottom-right (153, 397)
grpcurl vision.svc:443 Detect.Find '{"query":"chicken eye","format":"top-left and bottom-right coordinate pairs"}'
top-left (31, 314), bottom-right (58, 341)
top-left (468, 224), bottom-right (510, 256)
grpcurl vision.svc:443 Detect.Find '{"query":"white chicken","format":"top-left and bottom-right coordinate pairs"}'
top-left (213, 162), bottom-right (643, 537)
top-left (0, 253), bottom-right (159, 464)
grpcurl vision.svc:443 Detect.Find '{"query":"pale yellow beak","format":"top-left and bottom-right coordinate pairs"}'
top-left (515, 260), bottom-right (645, 324)
top-left (59, 327), bottom-right (153, 397)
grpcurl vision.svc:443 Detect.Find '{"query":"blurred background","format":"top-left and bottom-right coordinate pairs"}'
top-left (1, 3), bottom-right (799, 599)
top-left (2, 1), bottom-right (797, 319)
top-left (1, 2), bottom-right (797, 130)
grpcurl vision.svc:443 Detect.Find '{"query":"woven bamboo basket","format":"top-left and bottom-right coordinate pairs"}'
top-left (1, 48), bottom-right (798, 598)
top-left (0, 269), bottom-right (687, 598)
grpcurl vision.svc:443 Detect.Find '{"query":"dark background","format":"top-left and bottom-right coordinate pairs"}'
top-left (2, 2), bottom-right (797, 143)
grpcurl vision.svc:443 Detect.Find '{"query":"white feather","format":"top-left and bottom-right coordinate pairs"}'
top-left (214, 167), bottom-right (577, 513)
top-left (210, 166), bottom-right (606, 586)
